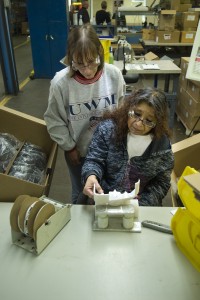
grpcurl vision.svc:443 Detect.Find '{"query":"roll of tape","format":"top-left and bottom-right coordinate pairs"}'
top-left (23, 200), bottom-right (46, 237)
top-left (18, 197), bottom-right (39, 233)
top-left (26, 201), bottom-right (46, 238)
top-left (33, 203), bottom-right (55, 240)
top-left (10, 195), bottom-right (31, 232)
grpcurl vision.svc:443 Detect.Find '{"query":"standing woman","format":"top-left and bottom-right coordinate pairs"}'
top-left (82, 88), bottom-right (174, 206)
top-left (44, 24), bottom-right (125, 204)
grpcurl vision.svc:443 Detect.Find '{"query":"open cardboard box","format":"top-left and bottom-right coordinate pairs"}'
top-left (171, 133), bottom-right (200, 206)
top-left (0, 106), bottom-right (58, 202)
top-left (183, 173), bottom-right (200, 196)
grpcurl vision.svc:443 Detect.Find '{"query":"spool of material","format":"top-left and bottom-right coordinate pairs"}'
top-left (33, 203), bottom-right (55, 240)
top-left (18, 197), bottom-right (39, 233)
top-left (24, 200), bottom-right (46, 238)
top-left (10, 195), bottom-right (31, 232)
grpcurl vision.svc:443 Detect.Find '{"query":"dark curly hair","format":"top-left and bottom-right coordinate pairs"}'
top-left (103, 87), bottom-right (171, 143)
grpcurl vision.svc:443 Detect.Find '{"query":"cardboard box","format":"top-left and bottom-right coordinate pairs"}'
top-left (177, 86), bottom-right (200, 116)
top-left (180, 12), bottom-right (199, 29)
top-left (180, 57), bottom-right (190, 74)
top-left (187, 80), bottom-right (200, 101)
top-left (172, 133), bottom-right (200, 178)
top-left (158, 10), bottom-right (176, 31)
top-left (170, 0), bottom-right (180, 11)
top-left (179, 72), bottom-right (188, 90)
top-left (0, 106), bottom-right (58, 202)
top-left (144, 51), bottom-right (159, 61)
top-left (142, 29), bottom-right (156, 41)
top-left (155, 30), bottom-right (180, 43)
top-left (180, 31), bottom-right (196, 43)
top-left (178, 4), bottom-right (192, 12)
top-left (176, 100), bottom-right (200, 131)
top-left (171, 133), bottom-right (200, 206)
top-left (183, 172), bottom-right (200, 196)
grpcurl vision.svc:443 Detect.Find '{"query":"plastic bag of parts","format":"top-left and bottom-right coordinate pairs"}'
top-left (9, 142), bottom-right (47, 184)
top-left (0, 133), bottom-right (21, 173)
top-left (16, 142), bottom-right (47, 171)
top-left (9, 165), bottom-right (45, 184)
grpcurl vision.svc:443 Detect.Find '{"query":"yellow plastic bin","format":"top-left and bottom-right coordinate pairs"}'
top-left (177, 166), bottom-right (200, 219)
top-left (171, 166), bottom-right (200, 272)
top-left (100, 39), bottom-right (111, 63)
top-left (171, 208), bottom-right (200, 272)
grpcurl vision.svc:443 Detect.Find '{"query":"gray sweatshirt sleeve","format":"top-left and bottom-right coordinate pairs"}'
top-left (44, 82), bottom-right (76, 151)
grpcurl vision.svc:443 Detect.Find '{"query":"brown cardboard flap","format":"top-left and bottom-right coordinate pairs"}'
top-left (183, 173), bottom-right (200, 194)
top-left (172, 133), bottom-right (200, 177)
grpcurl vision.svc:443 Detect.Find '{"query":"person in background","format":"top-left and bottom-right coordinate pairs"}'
top-left (44, 24), bottom-right (125, 204)
top-left (82, 87), bottom-right (174, 206)
top-left (78, 0), bottom-right (90, 25)
top-left (96, 1), bottom-right (111, 25)
top-left (69, 4), bottom-right (75, 26)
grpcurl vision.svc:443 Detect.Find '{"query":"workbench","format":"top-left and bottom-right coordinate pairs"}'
top-left (140, 39), bottom-right (193, 55)
top-left (0, 203), bottom-right (199, 300)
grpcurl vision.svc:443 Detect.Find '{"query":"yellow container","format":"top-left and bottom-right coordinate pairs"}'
top-left (171, 208), bottom-right (200, 272)
top-left (171, 166), bottom-right (200, 272)
top-left (100, 39), bottom-right (111, 63)
top-left (177, 166), bottom-right (200, 219)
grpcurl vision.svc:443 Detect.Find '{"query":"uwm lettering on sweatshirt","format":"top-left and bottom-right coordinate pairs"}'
top-left (69, 94), bottom-right (117, 117)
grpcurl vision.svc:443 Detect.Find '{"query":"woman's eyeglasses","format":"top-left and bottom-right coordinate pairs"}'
top-left (128, 110), bottom-right (156, 128)
top-left (72, 57), bottom-right (100, 71)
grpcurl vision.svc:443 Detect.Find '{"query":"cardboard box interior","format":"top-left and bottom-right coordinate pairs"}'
top-left (0, 106), bottom-right (58, 202)
top-left (171, 134), bottom-right (200, 206)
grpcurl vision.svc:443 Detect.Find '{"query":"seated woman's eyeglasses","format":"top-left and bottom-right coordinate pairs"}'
top-left (72, 57), bottom-right (100, 71)
top-left (128, 111), bottom-right (156, 128)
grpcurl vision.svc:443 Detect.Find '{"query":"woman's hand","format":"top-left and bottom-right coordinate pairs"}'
top-left (65, 147), bottom-right (81, 165)
top-left (83, 175), bottom-right (104, 198)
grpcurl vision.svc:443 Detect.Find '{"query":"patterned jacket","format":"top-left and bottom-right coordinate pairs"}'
top-left (82, 119), bottom-right (174, 206)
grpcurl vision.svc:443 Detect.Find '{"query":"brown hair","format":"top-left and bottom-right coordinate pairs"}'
top-left (103, 87), bottom-right (172, 143)
top-left (65, 24), bottom-right (104, 77)
top-left (101, 1), bottom-right (107, 9)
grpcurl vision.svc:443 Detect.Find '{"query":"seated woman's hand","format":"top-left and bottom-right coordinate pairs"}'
top-left (83, 175), bottom-right (104, 198)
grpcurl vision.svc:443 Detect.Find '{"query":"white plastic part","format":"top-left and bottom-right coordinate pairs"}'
top-left (123, 216), bottom-right (134, 229)
top-left (98, 215), bottom-right (108, 229)
top-left (94, 180), bottom-right (140, 206)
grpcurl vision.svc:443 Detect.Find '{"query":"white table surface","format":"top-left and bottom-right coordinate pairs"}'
top-left (114, 60), bottom-right (181, 74)
top-left (0, 203), bottom-right (199, 300)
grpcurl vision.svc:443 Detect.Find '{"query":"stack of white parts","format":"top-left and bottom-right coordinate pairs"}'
top-left (93, 180), bottom-right (141, 232)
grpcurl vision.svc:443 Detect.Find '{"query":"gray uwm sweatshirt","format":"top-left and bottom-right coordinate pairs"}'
top-left (44, 63), bottom-right (125, 157)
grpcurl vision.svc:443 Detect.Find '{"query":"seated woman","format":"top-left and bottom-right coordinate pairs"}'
top-left (81, 87), bottom-right (174, 206)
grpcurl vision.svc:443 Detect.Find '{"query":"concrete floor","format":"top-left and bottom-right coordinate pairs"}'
top-left (0, 35), bottom-right (190, 206)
